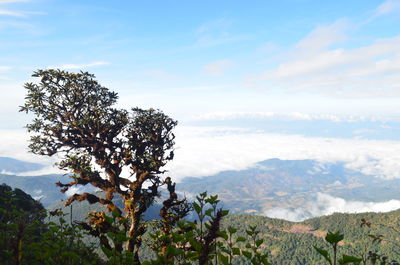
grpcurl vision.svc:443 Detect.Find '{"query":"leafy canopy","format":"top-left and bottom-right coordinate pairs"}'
top-left (20, 69), bottom-right (178, 262)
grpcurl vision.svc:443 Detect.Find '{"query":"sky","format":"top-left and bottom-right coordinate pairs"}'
top-left (1, 0), bottom-right (400, 218)
top-left (1, 0), bottom-right (400, 127)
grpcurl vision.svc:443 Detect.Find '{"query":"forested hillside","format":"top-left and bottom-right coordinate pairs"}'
top-left (221, 212), bottom-right (400, 264)
top-left (47, 195), bottom-right (400, 264)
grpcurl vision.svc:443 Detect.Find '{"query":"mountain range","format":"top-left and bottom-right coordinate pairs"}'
top-left (178, 158), bottom-right (400, 217)
top-left (2, 156), bottom-right (400, 219)
top-left (0, 156), bottom-right (45, 173)
top-left (2, 156), bottom-right (400, 264)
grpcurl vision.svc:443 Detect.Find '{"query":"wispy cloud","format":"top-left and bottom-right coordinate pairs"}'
top-left (0, 0), bottom-right (30, 3)
top-left (191, 111), bottom-right (395, 122)
top-left (0, 66), bottom-right (11, 80)
top-left (0, 0), bottom-right (42, 18)
top-left (374, 0), bottom-right (400, 17)
top-left (48, 61), bottom-right (110, 70)
top-left (0, 9), bottom-right (24, 16)
top-left (194, 18), bottom-right (245, 48)
top-left (137, 69), bottom-right (176, 80)
top-left (295, 19), bottom-right (349, 53)
top-left (250, 18), bottom-right (400, 98)
top-left (0, 66), bottom-right (11, 71)
top-left (265, 193), bottom-right (400, 221)
top-left (202, 60), bottom-right (233, 76)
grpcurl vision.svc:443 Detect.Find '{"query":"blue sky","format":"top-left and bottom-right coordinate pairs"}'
top-left (1, 0), bottom-right (400, 130)
top-left (1, 0), bottom-right (400, 180)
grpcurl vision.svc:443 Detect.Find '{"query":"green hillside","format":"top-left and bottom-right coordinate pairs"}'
top-left (221, 211), bottom-right (400, 264)
top-left (47, 195), bottom-right (400, 264)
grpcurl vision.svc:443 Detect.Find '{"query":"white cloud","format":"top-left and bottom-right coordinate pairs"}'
top-left (374, 0), bottom-right (400, 17)
top-left (0, 129), bottom-right (55, 164)
top-left (48, 61), bottom-right (109, 70)
top-left (0, 0), bottom-right (30, 3)
top-left (0, 9), bottom-right (23, 16)
top-left (251, 18), bottom-right (400, 98)
top-left (64, 185), bottom-right (86, 197)
top-left (137, 69), bottom-right (176, 80)
top-left (203, 60), bottom-right (233, 77)
top-left (0, 66), bottom-right (11, 71)
top-left (0, 66), bottom-right (11, 79)
top-left (191, 111), bottom-right (393, 122)
top-left (0, 1), bottom-right (42, 18)
top-left (15, 165), bottom-right (64, 176)
top-left (296, 20), bottom-right (348, 53)
top-left (167, 126), bottom-right (400, 181)
top-left (194, 18), bottom-right (245, 48)
top-left (2, 125), bottom-right (400, 184)
top-left (264, 193), bottom-right (400, 221)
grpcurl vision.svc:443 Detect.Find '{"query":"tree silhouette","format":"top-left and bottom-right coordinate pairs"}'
top-left (20, 69), bottom-right (179, 263)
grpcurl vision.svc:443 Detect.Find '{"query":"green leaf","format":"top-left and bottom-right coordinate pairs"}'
top-left (220, 210), bottom-right (229, 216)
top-left (313, 246), bottom-right (332, 265)
top-left (199, 191), bottom-right (207, 198)
top-left (100, 246), bottom-right (113, 258)
top-left (189, 238), bottom-right (202, 252)
top-left (242, 250), bottom-right (252, 259)
top-left (217, 231), bottom-right (228, 241)
top-left (218, 254), bottom-right (229, 265)
top-left (205, 208), bottom-right (214, 217)
top-left (232, 247), bottom-right (241, 256)
top-left (228, 226), bottom-right (237, 234)
top-left (325, 231), bottom-right (344, 245)
top-left (192, 202), bottom-right (201, 214)
top-left (338, 255), bottom-right (362, 264)
top-left (236, 236), bottom-right (246, 242)
top-left (111, 208), bottom-right (120, 218)
top-left (104, 215), bottom-right (114, 224)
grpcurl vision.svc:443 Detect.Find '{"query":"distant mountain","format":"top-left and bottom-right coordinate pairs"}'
top-left (0, 156), bottom-right (45, 173)
top-left (178, 158), bottom-right (400, 215)
top-left (3, 158), bottom-right (400, 218)
top-left (0, 173), bottom-right (72, 207)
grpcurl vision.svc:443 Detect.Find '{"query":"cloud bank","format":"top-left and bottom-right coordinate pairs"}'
top-left (191, 111), bottom-right (395, 122)
top-left (2, 125), bottom-right (400, 183)
top-left (264, 193), bottom-right (400, 222)
top-left (167, 126), bottom-right (400, 181)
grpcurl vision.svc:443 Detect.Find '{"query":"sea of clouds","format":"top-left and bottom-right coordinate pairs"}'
top-left (2, 125), bottom-right (400, 181)
top-left (168, 126), bottom-right (400, 181)
top-left (2, 123), bottom-right (400, 220)
top-left (264, 193), bottom-right (400, 222)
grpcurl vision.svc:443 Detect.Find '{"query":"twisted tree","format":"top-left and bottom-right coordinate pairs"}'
top-left (20, 69), bottom-right (180, 263)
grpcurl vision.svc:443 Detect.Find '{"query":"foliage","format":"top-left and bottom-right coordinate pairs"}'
top-left (21, 69), bottom-right (183, 264)
top-left (314, 231), bottom-right (361, 265)
top-left (144, 192), bottom-right (270, 265)
top-left (0, 183), bottom-right (101, 265)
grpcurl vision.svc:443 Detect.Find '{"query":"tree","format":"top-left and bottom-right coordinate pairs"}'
top-left (20, 69), bottom-right (180, 263)
top-left (0, 183), bottom-right (101, 265)
top-left (0, 183), bottom-right (46, 265)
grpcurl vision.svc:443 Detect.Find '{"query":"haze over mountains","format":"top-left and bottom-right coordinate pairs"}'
top-left (2, 156), bottom-right (400, 221)
top-left (0, 157), bottom-right (45, 174)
